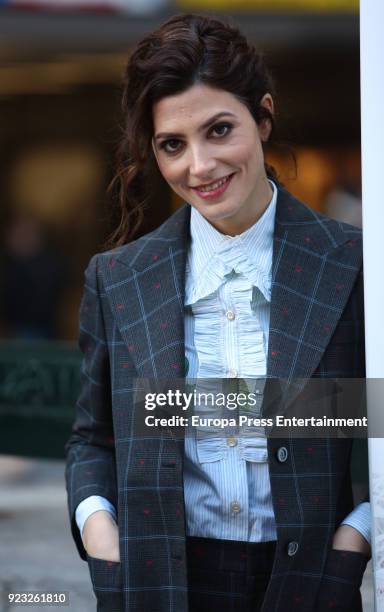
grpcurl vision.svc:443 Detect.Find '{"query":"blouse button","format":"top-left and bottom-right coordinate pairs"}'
top-left (228, 368), bottom-right (238, 377)
top-left (230, 501), bottom-right (241, 514)
top-left (226, 309), bottom-right (236, 321)
top-left (227, 437), bottom-right (238, 447)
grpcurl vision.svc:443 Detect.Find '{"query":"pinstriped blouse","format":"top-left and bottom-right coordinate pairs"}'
top-left (183, 181), bottom-right (278, 541)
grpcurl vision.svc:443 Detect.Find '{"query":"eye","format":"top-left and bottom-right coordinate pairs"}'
top-left (159, 139), bottom-right (183, 154)
top-left (210, 122), bottom-right (233, 138)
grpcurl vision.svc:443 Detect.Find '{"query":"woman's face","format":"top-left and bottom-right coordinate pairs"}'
top-left (152, 83), bottom-right (273, 235)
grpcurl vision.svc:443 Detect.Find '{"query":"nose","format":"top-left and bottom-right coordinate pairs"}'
top-left (188, 144), bottom-right (217, 181)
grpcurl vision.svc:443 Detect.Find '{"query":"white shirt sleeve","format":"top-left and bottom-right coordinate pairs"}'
top-left (75, 495), bottom-right (117, 537)
top-left (340, 501), bottom-right (371, 545)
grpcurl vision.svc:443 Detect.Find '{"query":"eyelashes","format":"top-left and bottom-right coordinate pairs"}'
top-left (160, 138), bottom-right (182, 154)
top-left (158, 122), bottom-right (233, 155)
top-left (211, 123), bottom-right (232, 138)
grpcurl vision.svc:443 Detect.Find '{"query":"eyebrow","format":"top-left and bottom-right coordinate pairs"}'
top-left (154, 111), bottom-right (236, 141)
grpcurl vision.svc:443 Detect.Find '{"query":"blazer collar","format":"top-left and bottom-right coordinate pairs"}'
top-left (268, 185), bottom-right (362, 377)
top-left (112, 203), bottom-right (191, 274)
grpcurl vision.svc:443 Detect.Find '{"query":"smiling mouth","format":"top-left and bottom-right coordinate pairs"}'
top-left (191, 173), bottom-right (234, 193)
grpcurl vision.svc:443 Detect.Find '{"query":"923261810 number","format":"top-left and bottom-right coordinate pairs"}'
top-left (8, 592), bottom-right (68, 605)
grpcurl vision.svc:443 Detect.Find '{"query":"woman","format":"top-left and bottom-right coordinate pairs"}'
top-left (65, 14), bottom-right (370, 612)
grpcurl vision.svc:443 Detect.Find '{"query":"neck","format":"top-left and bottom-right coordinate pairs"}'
top-left (209, 176), bottom-right (273, 236)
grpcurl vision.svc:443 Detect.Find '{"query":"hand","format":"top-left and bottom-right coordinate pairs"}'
top-left (82, 510), bottom-right (120, 562)
top-left (332, 524), bottom-right (371, 557)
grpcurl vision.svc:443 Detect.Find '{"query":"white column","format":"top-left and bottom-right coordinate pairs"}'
top-left (360, 1), bottom-right (384, 609)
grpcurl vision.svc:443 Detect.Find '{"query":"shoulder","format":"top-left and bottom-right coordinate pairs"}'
top-left (86, 203), bottom-right (190, 281)
top-left (276, 184), bottom-right (362, 257)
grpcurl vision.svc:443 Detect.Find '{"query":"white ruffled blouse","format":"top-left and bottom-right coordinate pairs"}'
top-left (183, 181), bottom-right (278, 541)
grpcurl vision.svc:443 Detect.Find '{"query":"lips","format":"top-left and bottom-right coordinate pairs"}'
top-left (195, 174), bottom-right (232, 192)
top-left (191, 173), bottom-right (235, 200)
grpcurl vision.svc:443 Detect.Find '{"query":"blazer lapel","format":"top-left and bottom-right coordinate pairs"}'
top-left (103, 204), bottom-right (190, 379)
top-left (266, 186), bottom-right (363, 406)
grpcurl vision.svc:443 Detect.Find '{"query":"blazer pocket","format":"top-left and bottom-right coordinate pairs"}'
top-left (324, 548), bottom-right (370, 586)
top-left (87, 554), bottom-right (123, 612)
top-left (314, 548), bottom-right (369, 612)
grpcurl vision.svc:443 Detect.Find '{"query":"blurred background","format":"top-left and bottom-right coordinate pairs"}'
top-left (0, 0), bottom-right (371, 610)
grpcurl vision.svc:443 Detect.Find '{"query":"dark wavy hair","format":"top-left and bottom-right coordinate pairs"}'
top-left (106, 13), bottom-right (276, 247)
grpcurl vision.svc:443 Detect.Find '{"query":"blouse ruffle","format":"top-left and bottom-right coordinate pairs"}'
top-left (185, 235), bottom-right (271, 307)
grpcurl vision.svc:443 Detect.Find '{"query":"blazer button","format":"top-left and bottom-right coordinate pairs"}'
top-left (276, 446), bottom-right (288, 463)
top-left (287, 541), bottom-right (299, 556)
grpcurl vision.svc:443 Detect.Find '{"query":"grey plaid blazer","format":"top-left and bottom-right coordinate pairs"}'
top-left (65, 185), bottom-right (366, 612)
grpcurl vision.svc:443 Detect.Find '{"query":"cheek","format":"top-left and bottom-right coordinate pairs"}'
top-left (228, 137), bottom-right (260, 169)
top-left (241, 139), bottom-right (265, 177)
top-left (157, 159), bottom-right (184, 186)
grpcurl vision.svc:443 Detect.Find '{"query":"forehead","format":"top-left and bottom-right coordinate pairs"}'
top-left (152, 83), bottom-right (246, 133)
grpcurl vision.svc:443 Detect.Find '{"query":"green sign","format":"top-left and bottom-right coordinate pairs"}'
top-left (0, 341), bottom-right (81, 459)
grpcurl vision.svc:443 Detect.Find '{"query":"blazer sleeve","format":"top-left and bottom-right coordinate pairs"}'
top-left (65, 254), bottom-right (118, 560)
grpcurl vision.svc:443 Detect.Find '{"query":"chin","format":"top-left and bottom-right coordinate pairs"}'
top-left (197, 202), bottom-right (241, 221)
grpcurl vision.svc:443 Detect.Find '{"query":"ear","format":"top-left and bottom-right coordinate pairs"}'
top-left (258, 93), bottom-right (274, 142)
